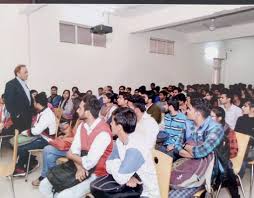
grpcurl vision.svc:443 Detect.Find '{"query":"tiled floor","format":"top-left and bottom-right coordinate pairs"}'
top-left (0, 144), bottom-right (253, 198)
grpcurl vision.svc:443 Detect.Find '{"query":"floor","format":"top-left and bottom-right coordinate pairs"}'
top-left (0, 144), bottom-right (253, 198)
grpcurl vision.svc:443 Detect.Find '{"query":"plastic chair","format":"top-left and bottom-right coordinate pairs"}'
top-left (215, 132), bottom-right (250, 198)
top-left (152, 149), bottom-right (173, 198)
top-left (0, 130), bottom-right (19, 198)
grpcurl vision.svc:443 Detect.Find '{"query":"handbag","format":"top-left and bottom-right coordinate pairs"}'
top-left (47, 151), bottom-right (94, 193)
top-left (90, 174), bottom-right (143, 198)
top-left (9, 134), bottom-right (38, 147)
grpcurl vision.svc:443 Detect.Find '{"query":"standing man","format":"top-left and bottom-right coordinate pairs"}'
top-left (4, 65), bottom-right (33, 133)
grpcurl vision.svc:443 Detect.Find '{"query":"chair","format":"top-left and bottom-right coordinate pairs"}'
top-left (0, 130), bottom-right (19, 198)
top-left (54, 107), bottom-right (63, 120)
top-left (215, 132), bottom-right (250, 198)
top-left (0, 134), bottom-right (14, 158)
top-left (248, 159), bottom-right (254, 198)
top-left (25, 115), bottom-right (61, 182)
top-left (193, 189), bottom-right (206, 198)
top-left (152, 149), bottom-right (173, 198)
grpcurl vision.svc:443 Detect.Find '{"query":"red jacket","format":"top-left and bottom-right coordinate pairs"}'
top-left (81, 121), bottom-right (113, 176)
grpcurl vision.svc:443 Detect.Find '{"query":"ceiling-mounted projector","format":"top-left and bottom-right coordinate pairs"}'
top-left (90, 24), bottom-right (113, 34)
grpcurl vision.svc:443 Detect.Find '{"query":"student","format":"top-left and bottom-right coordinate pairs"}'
top-left (32, 121), bottom-right (81, 186)
top-left (141, 90), bottom-right (162, 124)
top-left (118, 85), bottom-right (126, 94)
top-left (99, 93), bottom-right (117, 123)
top-left (126, 87), bottom-right (132, 94)
top-left (219, 89), bottom-right (242, 129)
top-left (210, 107), bottom-right (240, 198)
top-left (48, 86), bottom-right (62, 108)
top-left (59, 90), bottom-right (74, 122)
top-left (39, 95), bottom-right (113, 198)
top-left (158, 99), bottom-right (187, 160)
top-left (211, 107), bottom-right (238, 158)
top-left (117, 92), bottom-right (130, 108)
top-left (0, 94), bottom-right (12, 132)
top-left (174, 93), bottom-right (188, 115)
top-left (14, 92), bottom-right (56, 176)
top-left (105, 107), bottom-right (160, 197)
top-left (235, 99), bottom-right (254, 140)
top-left (235, 99), bottom-right (254, 177)
top-left (171, 98), bottom-right (224, 197)
top-left (156, 90), bottom-right (168, 113)
top-left (127, 95), bottom-right (159, 150)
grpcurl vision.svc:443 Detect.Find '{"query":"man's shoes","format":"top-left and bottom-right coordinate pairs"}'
top-left (32, 176), bottom-right (44, 187)
top-left (13, 167), bottom-right (26, 177)
top-left (13, 161), bottom-right (40, 177)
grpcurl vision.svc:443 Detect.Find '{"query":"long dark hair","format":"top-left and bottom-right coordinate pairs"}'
top-left (60, 90), bottom-right (70, 110)
top-left (211, 106), bottom-right (226, 126)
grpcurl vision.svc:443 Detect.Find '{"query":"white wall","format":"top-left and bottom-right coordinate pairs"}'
top-left (27, 5), bottom-right (212, 95)
top-left (0, 5), bottom-right (28, 94)
top-left (223, 37), bottom-right (254, 86)
top-left (0, 5), bottom-right (253, 96)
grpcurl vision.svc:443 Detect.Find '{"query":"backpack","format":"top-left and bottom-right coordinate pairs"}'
top-left (170, 152), bottom-right (215, 190)
top-left (90, 174), bottom-right (143, 198)
top-left (47, 151), bottom-right (94, 193)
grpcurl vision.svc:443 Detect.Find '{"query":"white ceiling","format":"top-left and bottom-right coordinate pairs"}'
top-left (166, 6), bottom-right (254, 33)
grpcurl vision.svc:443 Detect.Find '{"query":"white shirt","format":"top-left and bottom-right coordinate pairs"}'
top-left (132, 112), bottom-right (159, 150)
top-left (16, 77), bottom-right (31, 104)
top-left (70, 118), bottom-right (111, 171)
top-left (30, 107), bottom-right (56, 138)
top-left (221, 104), bottom-right (242, 129)
top-left (106, 135), bottom-right (160, 198)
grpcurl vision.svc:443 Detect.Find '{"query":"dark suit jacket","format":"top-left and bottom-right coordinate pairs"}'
top-left (4, 78), bottom-right (33, 131)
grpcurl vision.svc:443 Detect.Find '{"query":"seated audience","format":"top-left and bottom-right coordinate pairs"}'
top-left (174, 93), bottom-right (188, 115)
top-left (97, 87), bottom-right (104, 107)
top-left (235, 99), bottom-right (254, 177)
top-left (117, 92), bottom-right (130, 108)
top-left (235, 99), bottom-right (254, 141)
top-left (126, 87), bottom-right (132, 94)
top-left (105, 107), bottom-right (160, 197)
top-left (48, 86), bottom-right (62, 108)
top-left (141, 90), bottom-right (162, 124)
top-left (39, 95), bottom-right (113, 198)
top-left (86, 90), bottom-right (93, 95)
top-left (71, 87), bottom-right (80, 96)
top-left (118, 85), bottom-right (126, 94)
top-left (156, 90), bottom-right (168, 113)
top-left (14, 92), bottom-right (56, 176)
top-left (219, 89), bottom-right (242, 129)
top-left (127, 95), bottom-right (159, 150)
top-left (99, 92), bottom-right (117, 124)
top-left (170, 98), bottom-right (224, 197)
top-left (32, 120), bottom-right (81, 186)
top-left (157, 98), bottom-right (187, 160)
top-left (59, 90), bottom-right (74, 123)
top-left (0, 94), bottom-right (12, 133)
top-left (232, 92), bottom-right (244, 108)
top-left (210, 106), bottom-right (240, 198)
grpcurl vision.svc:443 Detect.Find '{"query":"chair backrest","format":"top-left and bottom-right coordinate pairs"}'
top-left (231, 132), bottom-right (250, 174)
top-left (152, 149), bottom-right (173, 198)
top-left (54, 108), bottom-right (63, 120)
top-left (55, 116), bottom-right (61, 138)
top-left (9, 130), bottom-right (19, 175)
